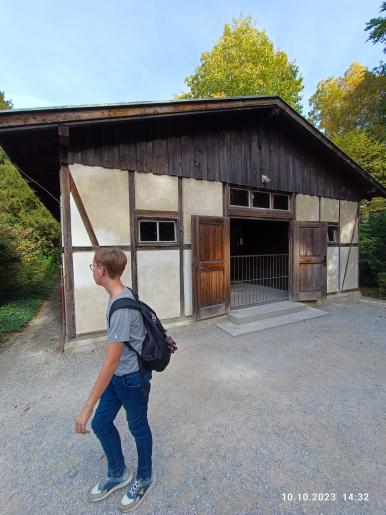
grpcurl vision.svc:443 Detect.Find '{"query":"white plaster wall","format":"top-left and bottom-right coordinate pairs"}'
top-left (320, 198), bottom-right (339, 222)
top-left (183, 249), bottom-right (193, 316)
top-left (73, 251), bottom-right (132, 335)
top-left (137, 250), bottom-right (180, 319)
top-left (327, 247), bottom-right (339, 293)
top-left (295, 194), bottom-right (319, 221)
top-left (183, 178), bottom-right (223, 244)
top-left (135, 172), bottom-right (178, 211)
top-left (340, 201), bottom-right (359, 244)
top-left (70, 194), bottom-right (92, 246)
top-left (340, 246), bottom-right (359, 290)
top-left (70, 164), bottom-right (130, 245)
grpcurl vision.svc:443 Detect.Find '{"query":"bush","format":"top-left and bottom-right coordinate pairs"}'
top-left (360, 208), bottom-right (386, 288)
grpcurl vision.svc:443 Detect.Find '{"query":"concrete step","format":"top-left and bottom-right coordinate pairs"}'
top-left (216, 306), bottom-right (327, 337)
top-left (228, 301), bottom-right (307, 325)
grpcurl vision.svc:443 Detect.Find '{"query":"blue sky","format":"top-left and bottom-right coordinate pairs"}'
top-left (0, 0), bottom-right (383, 114)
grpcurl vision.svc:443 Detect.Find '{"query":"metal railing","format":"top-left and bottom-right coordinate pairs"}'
top-left (230, 253), bottom-right (289, 308)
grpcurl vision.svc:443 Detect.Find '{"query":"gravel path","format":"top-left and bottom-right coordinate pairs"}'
top-left (0, 289), bottom-right (385, 515)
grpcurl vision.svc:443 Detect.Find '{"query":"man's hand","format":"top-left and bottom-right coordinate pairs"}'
top-left (165, 335), bottom-right (178, 353)
top-left (75, 405), bottom-right (93, 434)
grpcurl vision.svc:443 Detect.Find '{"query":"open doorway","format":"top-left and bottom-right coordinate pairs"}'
top-left (230, 218), bottom-right (289, 308)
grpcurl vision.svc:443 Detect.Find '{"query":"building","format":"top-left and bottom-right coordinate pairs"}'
top-left (0, 96), bottom-right (385, 342)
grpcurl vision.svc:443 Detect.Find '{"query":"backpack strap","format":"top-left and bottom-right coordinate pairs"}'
top-left (108, 297), bottom-right (140, 325)
top-left (108, 296), bottom-right (148, 401)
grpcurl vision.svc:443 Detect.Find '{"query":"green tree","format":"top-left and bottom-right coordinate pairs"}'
top-left (360, 210), bottom-right (386, 287)
top-left (177, 16), bottom-right (304, 112)
top-left (308, 62), bottom-right (386, 141)
top-left (0, 91), bottom-right (13, 162)
top-left (333, 130), bottom-right (386, 215)
top-left (366, 1), bottom-right (386, 53)
top-left (0, 91), bottom-right (13, 110)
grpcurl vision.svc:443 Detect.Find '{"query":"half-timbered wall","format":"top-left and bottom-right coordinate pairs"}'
top-left (62, 155), bottom-right (360, 337)
top-left (295, 194), bottom-right (359, 294)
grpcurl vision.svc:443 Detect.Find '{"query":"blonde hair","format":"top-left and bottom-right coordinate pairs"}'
top-left (94, 247), bottom-right (127, 279)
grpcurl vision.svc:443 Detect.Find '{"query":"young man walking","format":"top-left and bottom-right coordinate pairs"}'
top-left (75, 247), bottom-right (155, 512)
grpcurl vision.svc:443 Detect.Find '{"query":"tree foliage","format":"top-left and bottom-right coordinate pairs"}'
top-left (365, 1), bottom-right (386, 53)
top-left (0, 162), bottom-right (60, 302)
top-left (360, 209), bottom-right (386, 287)
top-left (308, 62), bottom-right (386, 141)
top-left (178, 16), bottom-right (304, 112)
top-left (0, 91), bottom-right (13, 110)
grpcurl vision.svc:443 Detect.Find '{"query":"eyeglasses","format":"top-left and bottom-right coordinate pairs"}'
top-left (89, 263), bottom-right (100, 270)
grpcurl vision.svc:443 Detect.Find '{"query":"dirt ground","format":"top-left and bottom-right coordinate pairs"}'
top-left (0, 287), bottom-right (386, 515)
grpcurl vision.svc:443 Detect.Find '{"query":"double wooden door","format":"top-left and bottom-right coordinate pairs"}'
top-left (192, 216), bottom-right (327, 319)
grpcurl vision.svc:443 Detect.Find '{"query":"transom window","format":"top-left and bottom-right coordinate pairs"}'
top-left (139, 220), bottom-right (177, 243)
top-left (229, 188), bottom-right (249, 207)
top-left (230, 188), bottom-right (290, 211)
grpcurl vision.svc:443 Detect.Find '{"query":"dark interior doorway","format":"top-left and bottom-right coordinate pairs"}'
top-left (230, 218), bottom-right (289, 308)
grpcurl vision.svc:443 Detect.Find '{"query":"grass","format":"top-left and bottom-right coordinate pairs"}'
top-left (0, 271), bottom-right (59, 343)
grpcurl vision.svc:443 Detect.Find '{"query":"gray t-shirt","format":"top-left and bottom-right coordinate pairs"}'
top-left (106, 287), bottom-right (146, 376)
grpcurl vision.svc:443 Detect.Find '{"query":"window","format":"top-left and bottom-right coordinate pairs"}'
top-left (252, 191), bottom-right (270, 209)
top-left (229, 187), bottom-right (291, 212)
top-left (230, 188), bottom-right (249, 207)
top-left (327, 224), bottom-right (339, 244)
top-left (139, 220), bottom-right (177, 243)
top-left (273, 194), bottom-right (289, 210)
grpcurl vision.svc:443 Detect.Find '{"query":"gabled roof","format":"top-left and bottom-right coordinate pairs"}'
top-left (0, 95), bottom-right (385, 217)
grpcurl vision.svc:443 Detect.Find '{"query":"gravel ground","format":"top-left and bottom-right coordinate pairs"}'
top-left (0, 288), bottom-right (385, 515)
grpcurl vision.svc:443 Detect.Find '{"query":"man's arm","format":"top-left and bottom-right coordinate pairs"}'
top-left (75, 342), bottom-right (124, 434)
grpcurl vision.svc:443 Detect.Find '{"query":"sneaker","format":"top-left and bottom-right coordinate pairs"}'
top-left (118, 471), bottom-right (156, 512)
top-left (88, 468), bottom-right (133, 502)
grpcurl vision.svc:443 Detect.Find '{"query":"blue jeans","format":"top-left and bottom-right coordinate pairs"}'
top-left (91, 370), bottom-right (153, 480)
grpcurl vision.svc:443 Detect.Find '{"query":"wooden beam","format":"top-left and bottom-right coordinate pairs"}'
top-left (228, 206), bottom-right (293, 220)
top-left (135, 209), bottom-right (178, 218)
top-left (72, 245), bottom-right (132, 252)
top-left (178, 177), bottom-right (185, 317)
top-left (223, 182), bottom-right (229, 217)
top-left (69, 174), bottom-right (99, 248)
top-left (59, 164), bottom-right (76, 341)
top-left (129, 171), bottom-right (138, 294)
top-left (58, 124), bottom-right (69, 164)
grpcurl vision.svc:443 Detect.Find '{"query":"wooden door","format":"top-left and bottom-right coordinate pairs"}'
top-left (291, 221), bottom-right (327, 301)
top-left (192, 216), bottom-right (230, 319)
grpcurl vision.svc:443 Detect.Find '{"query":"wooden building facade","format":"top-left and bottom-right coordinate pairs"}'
top-left (0, 96), bottom-right (384, 342)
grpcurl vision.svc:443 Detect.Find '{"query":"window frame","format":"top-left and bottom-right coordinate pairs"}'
top-left (229, 187), bottom-right (250, 208)
top-left (138, 218), bottom-right (178, 245)
top-left (229, 187), bottom-right (291, 212)
top-left (251, 190), bottom-right (271, 210)
top-left (327, 223), bottom-right (339, 246)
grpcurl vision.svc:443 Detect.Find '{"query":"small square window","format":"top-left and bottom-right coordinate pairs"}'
top-left (252, 191), bottom-right (270, 209)
top-left (230, 188), bottom-right (249, 207)
top-left (273, 194), bottom-right (289, 210)
top-left (139, 221), bottom-right (157, 242)
top-left (328, 225), bottom-right (338, 244)
top-left (159, 221), bottom-right (176, 242)
top-left (139, 220), bottom-right (176, 243)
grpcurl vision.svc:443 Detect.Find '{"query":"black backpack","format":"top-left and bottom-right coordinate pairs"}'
top-left (108, 287), bottom-right (174, 398)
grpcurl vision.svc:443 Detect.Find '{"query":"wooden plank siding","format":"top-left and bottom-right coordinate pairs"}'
top-left (68, 111), bottom-right (362, 201)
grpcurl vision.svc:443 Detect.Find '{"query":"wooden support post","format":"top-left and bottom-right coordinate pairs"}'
top-left (178, 177), bottom-right (185, 317)
top-left (128, 171), bottom-right (138, 294)
top-left (59, 163), bottom-right (76, 341)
